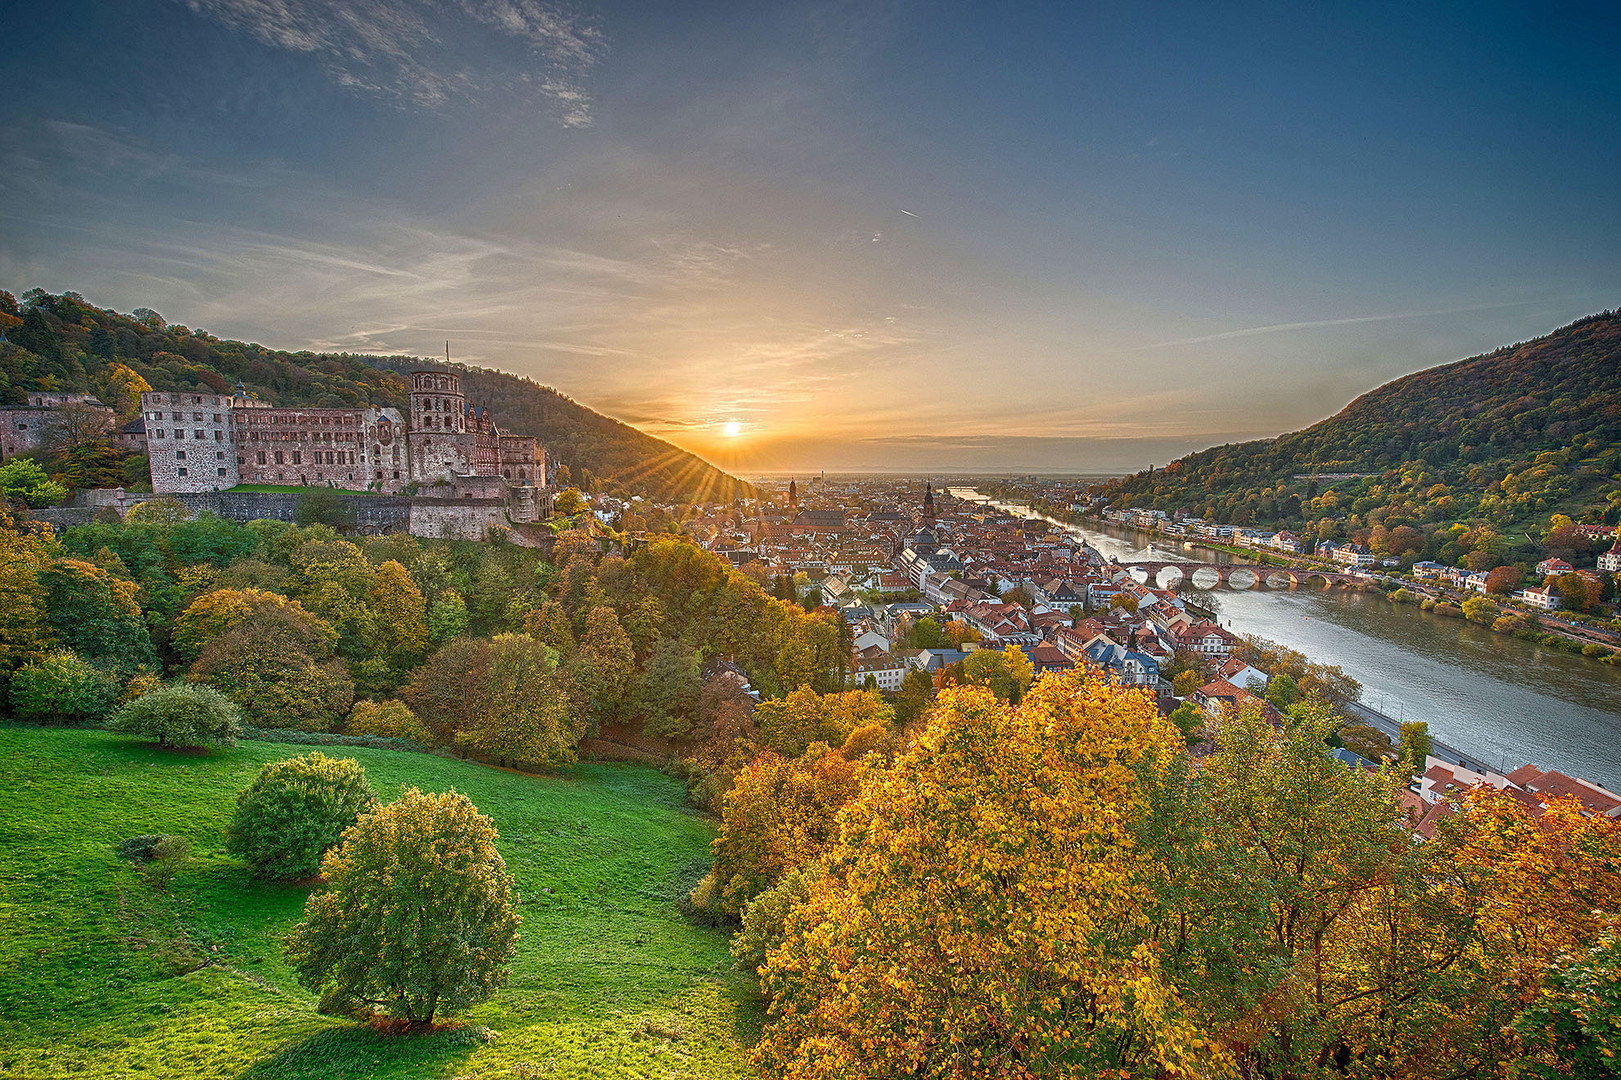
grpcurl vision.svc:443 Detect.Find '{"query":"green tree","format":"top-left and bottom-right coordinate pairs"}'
top-left (633, 636), bottom-right (702, 739)
top-left (569, 606), bottom-right (635, 726)
top-left (9, 649), bottom-right (119, 724)
top-left (1513, 934), bottom-right (1621, 1078)
top-left (458, 634), bottom-right (580, 766)
top-left (283, 788), bottom-right (520, 1025)
top-left (191, 605), bottom-right (354, 731)
top-left (0, 458), bottom-right (67, 507)
top-left (108, 682), bottom-right (242, 748)
top-left (427, 589), bottom-right (470, 643)
top-left (1265, 671), bottom-right (1298, 710)
top-left (895, 668), bottom-right (934, 724)
top-left (226, 752), bottom-right (378, 880)
top-left (39, 558), bottom-right (155, 677)
top-left (521, 599), bottom-right (575, 655)
top-left (1400, 720), bottom-right (1433, 767)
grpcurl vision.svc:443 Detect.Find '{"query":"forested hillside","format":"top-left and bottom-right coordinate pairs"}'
top-left (1097, 310), bottom-right (1621, 531)
top-left (0, 288), bottom-right (751, 503)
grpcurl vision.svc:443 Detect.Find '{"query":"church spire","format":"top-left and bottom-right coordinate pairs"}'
top-left (787, 479), bottom-right (799, 512)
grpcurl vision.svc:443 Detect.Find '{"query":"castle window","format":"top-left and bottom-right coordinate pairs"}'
top-left (194, 413), bottom-right (203, 422)
top-left (258, 452), bottom-right (266, 465)
top-left (292, 451), bottom-right (302, 465)
top-left (194, 429), bottom-right (204, 440)
top-left (216, 451), bottom-right (225, 459)
top-left (175, 450), bottom-right (186, 460)
top-left (215, 431), bottom-right (223, 441)
top-left (172, 411), bottom-right (182, 420)
top-left (213, 414), bottom-right (222, 423)
top-left (274, 451), bottom-right (284, 465)
top-left (155, 429), bottom-right (164, 438)
top-left (217, 468), bottom-right (227, 477)
top-left (177, 468), bottom-right (188, 477)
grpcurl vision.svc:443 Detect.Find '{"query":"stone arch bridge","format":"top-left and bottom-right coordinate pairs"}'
top-left (1111, 560), bottom-right (1361, 591)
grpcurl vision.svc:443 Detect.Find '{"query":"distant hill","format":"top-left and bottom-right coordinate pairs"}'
top-left (1095, 310), bottom-right (1621, 530)
top-left (0, 289), bottom-right (752, 504)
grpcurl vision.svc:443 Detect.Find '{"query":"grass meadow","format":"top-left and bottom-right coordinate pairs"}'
top-left (0, 726), bottom-right (754, 1079)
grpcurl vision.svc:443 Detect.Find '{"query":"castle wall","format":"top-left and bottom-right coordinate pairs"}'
top-left (143, 391), bottom-right (240, 493)
top-left (1, 393), bottom-right (116, 458)
top-left (234, 404), bottom-right (373, 488)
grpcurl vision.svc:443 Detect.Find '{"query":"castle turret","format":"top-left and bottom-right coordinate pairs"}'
top-left (409, 371), bottom-right (466, 434)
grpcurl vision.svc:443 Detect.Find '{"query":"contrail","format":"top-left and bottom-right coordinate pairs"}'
top-left (899, 209), bottom-right (917, 217)
top-left (1138, 298), bottom-right (1550, 350)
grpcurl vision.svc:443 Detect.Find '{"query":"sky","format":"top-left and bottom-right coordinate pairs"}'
top-left (2, 1), bottom-right (1618, 476)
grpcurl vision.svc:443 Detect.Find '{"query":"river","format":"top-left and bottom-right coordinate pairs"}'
top-left (950, 489), bottom-right (1621, 790)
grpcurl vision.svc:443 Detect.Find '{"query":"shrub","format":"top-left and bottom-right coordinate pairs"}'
top-left (9, 650), bottom-right (119, 724)
top-left (144, 834), bottom-right (191, 892)
top-left (284, 788), bottom-right (520, 1023)
top-left (108, 682), bottom-right (243, 748)
top-left (346, 699), bottom-right (431, 745)
top-left (118, 833), bottom-right (180, 863)
top-left (732, 865), bottom-right (822, 985)
top-left (1493, 615), bottom-right (1528, 634)
top-left (1432, 602), bottom-right (1462, 619)
top-left (226, 752), bottom-right (378, 880)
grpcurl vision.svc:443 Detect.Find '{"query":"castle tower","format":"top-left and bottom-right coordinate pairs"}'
top-left (409, 370), bottom-right (466, 434)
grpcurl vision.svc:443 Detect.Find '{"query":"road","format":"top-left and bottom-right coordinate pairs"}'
top-left (1338, 697), bottom-right (1495, 776)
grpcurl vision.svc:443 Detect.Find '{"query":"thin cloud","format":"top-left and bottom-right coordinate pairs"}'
top-left (1139, 299), bottom-right (1548, 350)
top-left (181, 0), bottom-right (605, 122)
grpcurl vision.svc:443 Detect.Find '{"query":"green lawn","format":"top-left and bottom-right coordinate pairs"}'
top-left (0, 727), bottom-right (755, 1079)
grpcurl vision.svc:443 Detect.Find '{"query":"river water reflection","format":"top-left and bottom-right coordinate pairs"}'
top-left (951, 489), bottom-right (1621, 789)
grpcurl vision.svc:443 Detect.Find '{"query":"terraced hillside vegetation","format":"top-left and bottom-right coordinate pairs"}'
top-left (0, 726), bottom-right (751, 1080)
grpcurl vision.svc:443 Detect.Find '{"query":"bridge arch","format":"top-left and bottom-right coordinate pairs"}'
top-left (1226, 567), bottom-right (1259, 590)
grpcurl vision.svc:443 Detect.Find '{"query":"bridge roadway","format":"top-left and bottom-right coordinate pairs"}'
top-left (1109, 559), bottom-right (1362, 589)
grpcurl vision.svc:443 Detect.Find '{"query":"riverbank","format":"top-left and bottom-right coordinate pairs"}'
top-left (992, 494), bottom-right (1621, 667)
top-left (951, 487), bottom-right (1621, 788)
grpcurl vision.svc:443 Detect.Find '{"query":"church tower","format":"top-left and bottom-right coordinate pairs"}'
top-left (787, 479), bottom-right (799, 512)
top-left (922, 481), bottom-right (936, 525)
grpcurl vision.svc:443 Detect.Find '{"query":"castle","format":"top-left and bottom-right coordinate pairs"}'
top-left (141, 371), bottom-right (551, 524)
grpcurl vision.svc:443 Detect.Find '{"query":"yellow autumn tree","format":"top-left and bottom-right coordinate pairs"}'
top-left (757, 671), bottom-right (1214, 1079)
top-left (0, 506), bottom-right (55, 672)
top-left (365, 559), bottom-right (427, 666)
top-left (172, 587), bottom-right (335, 662)
top-left (755, 686), bottom-right (894, 757)
top-left (707, 742), bottom-right (873, 919)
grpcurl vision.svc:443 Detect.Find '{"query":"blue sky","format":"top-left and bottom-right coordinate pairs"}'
top-left (3, 1), bottom-right (1617, 473)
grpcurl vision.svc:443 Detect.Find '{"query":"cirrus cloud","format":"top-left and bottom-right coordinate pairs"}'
top-left (181, 0), bottom-right (606, 124)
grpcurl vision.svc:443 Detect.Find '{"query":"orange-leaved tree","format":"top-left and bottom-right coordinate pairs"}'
top-left (756, 671), bottom-right (1207, 1079)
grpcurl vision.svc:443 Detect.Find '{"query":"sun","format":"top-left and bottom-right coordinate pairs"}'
top-left (722, 420), bottom-right (742, 438)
